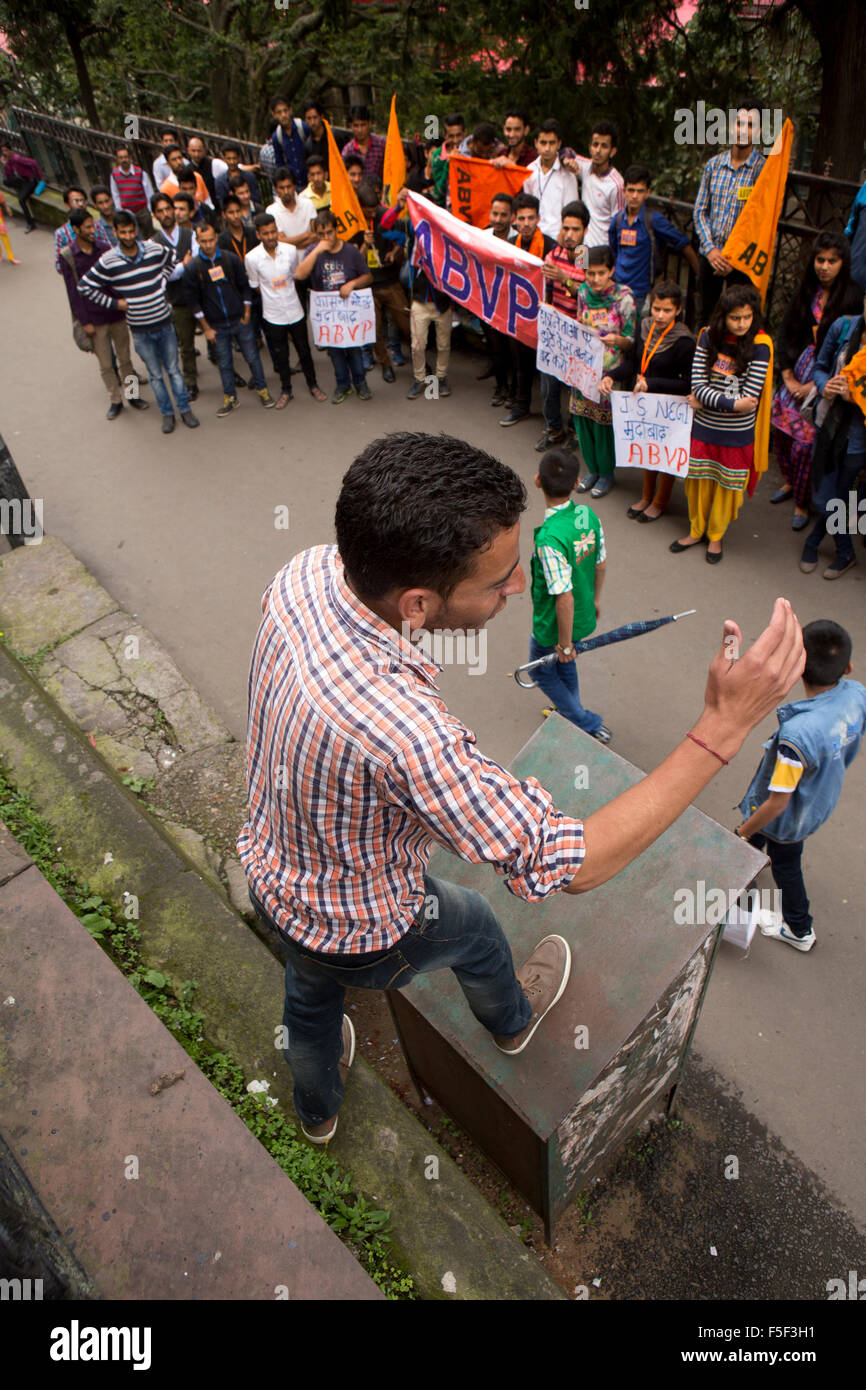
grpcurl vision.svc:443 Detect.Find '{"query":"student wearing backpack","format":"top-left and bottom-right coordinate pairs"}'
top-left (609, 165), bottom-right (699, 320)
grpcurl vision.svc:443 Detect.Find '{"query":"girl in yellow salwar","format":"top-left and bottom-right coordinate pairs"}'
top-left (670, 284), bottom-right (773, 564)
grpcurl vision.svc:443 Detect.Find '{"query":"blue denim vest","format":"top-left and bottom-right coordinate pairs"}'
top-left (738, 679), bottom-right (866, 843)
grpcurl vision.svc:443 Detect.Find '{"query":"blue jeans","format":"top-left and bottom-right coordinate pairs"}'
top-left (249, 873), bottom-right (531, 1126)
top-left (802, 448), bottom-right (864, 565)
top-left (540, 372), bottom-right (564, 432)
top-left (749, 834), bottom-right (812, 936)
top-left (213, 318), bottom-right (266, 395)
top-left (131, 318), bottom-right (190, 417)
top-left (328, 346), bottom-right (367, 393)
top-left (529, 634), bottom-right (602, 735)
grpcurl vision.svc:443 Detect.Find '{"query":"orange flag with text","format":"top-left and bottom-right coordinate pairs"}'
top-left (722, 118), bottom-right (793, 305)
top-left (448, 155), bottom-right (528, 229)
top-left (324, 119), bottom-right (364, 242)
top-left (841, 345), bottom-right (866, 419)
top-left (382, 94), bottom-right (406, 208)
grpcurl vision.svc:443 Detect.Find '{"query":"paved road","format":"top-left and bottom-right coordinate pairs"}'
top-left (3, 227), bottom-right (864, 1232)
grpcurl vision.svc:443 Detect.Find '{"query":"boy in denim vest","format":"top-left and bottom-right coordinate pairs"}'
top-left (735, 620), bottom-right (866, 951)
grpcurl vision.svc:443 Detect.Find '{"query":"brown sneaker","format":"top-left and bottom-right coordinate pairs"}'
top-left (493, 935), bottom-right (571, 1055)
top-left (301, 1014), bottom-right (355, 1144)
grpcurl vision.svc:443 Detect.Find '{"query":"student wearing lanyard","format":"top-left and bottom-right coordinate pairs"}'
top-left (602, 281), bottom-right (696, 521)
top-left (245, 211), bottom-right (327, 408)
top-left (521, 119), bottom-right (579, 240)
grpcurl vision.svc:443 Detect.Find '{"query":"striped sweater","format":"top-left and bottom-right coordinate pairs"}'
top-left (78, 241), bottom-right (175, 330)
top-left (691, 329), bottom-right (771, 448)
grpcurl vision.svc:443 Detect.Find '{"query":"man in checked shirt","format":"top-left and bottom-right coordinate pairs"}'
top-left (239, 432), bottom-right (804, 1143)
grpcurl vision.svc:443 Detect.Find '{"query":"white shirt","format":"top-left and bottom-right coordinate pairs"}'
top-left (266, 195), bottom-right (317, 245)
top-left (153, 153), bottom-right (171, 187)
top-left (570, 155), bottom-right (624, 247)
top-left (521, 157), bottom-right (579, 240)
top-left (245, 242), bottom-right (303, 325)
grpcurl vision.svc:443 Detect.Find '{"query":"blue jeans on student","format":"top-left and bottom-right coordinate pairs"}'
top-left (213, 318), bottom-right (265, 395)
top-left (540, 372), bottom-right (564, 433)
top-left (131, 317), bottom-right (190, 417)
top-left (328, 346), bottom-right (367, 393)
top-left (748, 834), bottom-right (812, 936)
top-left (249, 873), bottom-right (531, 1126)
top-left (529, 634), bottom-right (602, 735)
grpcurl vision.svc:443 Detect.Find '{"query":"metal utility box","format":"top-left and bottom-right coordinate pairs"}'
top-left (391, 715), bottom-right (765, 1242)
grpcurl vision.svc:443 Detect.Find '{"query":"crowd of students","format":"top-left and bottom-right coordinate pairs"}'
top-left (2, 97), bottom-right (864, 565)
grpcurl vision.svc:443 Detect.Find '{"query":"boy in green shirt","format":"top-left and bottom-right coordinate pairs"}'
top-left (529, 448), bottom-right (611, 742)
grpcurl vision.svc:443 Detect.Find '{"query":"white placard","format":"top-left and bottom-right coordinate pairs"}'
top-left (535, 303), bottom-right (604, 401)
top-left (611, 391), bottom-right (694, 475)
top-left (309, 289), bottom-right (376, 348)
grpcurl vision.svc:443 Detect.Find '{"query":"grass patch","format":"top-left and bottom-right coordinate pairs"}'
top-left (0, 766), bottom-right (416, 1299)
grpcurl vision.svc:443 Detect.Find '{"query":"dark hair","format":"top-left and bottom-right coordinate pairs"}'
top-left (587, 245), bottom-right (615, 269)
top-left (303, 100), bottom-right (323, 117)
top-left (221, 143), bottom-right (242, 157)
top-left (561, 200), bottom-right (589, 227)
top-left (271, 93), bottom-right (292, 110)
top-left (89, 184), bottom-right (110, 200)
top-left (514, 192), bottom-right (540, 214)
top-left (222, 193), bottom-right (242, 212)
top-left (472, 122), bottom-right (497, 146)
top-left (802, 620), bottom-right (852, 687)
top-left (273, 166), bottom-right (295, 185)
top-left (443, 113), bottom-right (465, 130)
top-left (172, 191), bottom-right (195, 211)
top-left (306, 154), bottom-right (326, 172)
top-left (706, 283), bottom-right (765, 375)
top-left (150, 192), bottom-right (172, 212)
top-left (344, 153), bottom-right (365, 171)
top-left (504, 108), bottom-right (530, 127)
top-left (63, 185), bottom-right (86, 205)
top-left (538, 448), bottom-right (580, 498)
top-left (177, 164), bottom-right (197, 186)
top-left (490, 192), bottom-right (515, 212)
top-left (316, 208), bottom-right (337, 230)
top-left (349, 104), bottom-right (371, 123)
top-left (254, 211), bottom-right (276, 229)
top-left (164, 143), bottom-right (182, 158)
top-left (335, 433), bottom-right (527, 601)
top-left (650, 279), bottom-right (683, 309)
top-left (113, 210), bottom-right (139, 231)
top-left (114, 147), bottom-right (130, 159)
top-left (781, 231), bottom-right (859, 358)
top-left (229, 172), bottom-right (249, 189)
top-left (624, 163), bottom-right (651, 187)
top-left (357, 180), bottom-right (380, 209)
top-left (592, 120), bottom-right (618, 145)
top-left (537, 118), bottom-right (562, 140)
top-left (68, 206), bottom-right (93, 230)
top-left (162, 127), bottom-right (179, 140)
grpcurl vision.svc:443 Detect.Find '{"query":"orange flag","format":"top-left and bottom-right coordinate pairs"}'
top-left (722, 118), bottom-right (794, 305)
top-left (449, 155), bottom-right (528, 229)
top-left (382, 94), bottom-right (406, 208)
top-left (324, 119), bottom-right (364, 242)
top-left (841, 345), bottom-right (866, 419)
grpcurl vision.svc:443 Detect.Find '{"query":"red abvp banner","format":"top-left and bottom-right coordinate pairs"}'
top-left (406, 191), bottom-right (544, 348)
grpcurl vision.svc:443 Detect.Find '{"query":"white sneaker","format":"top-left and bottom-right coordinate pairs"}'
top-left (756, 907), bottom-right (784, 931)
top-left (759, 918), bottom-right (816, 951)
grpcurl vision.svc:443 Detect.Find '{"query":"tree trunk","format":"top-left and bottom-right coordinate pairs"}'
top-left (63, 20), bottom-right (101, 130)
top-left (799, 0), bottom-right (866, 184)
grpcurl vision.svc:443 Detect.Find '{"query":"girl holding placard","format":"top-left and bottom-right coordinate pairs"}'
top-left (602, 280), bottom-right (695, 520)
top-left (670, 284), bottom-right (773, 564)
top-left (572, 246), bottom-right (636, 499)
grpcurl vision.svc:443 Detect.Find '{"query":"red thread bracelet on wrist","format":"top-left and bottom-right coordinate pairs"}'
top-left (686, 731), bottom-right (729, 766)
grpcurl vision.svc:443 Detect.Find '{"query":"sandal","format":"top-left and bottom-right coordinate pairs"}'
top-left (274, 393), bottom-right (292, 410)
top-left (310, 386), bottom-right (327, 402)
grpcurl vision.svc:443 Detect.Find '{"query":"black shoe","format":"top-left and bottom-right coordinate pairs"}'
top-left (669, 537), bottom-right (704, 553)
top-left (591, 724), bottom-right (613, 744)
top-left (500, 408), bottom-right (529, 427)
top-left (161, 415), bottom-right (176, 434)
top-left (769, 487), bottom-right (793, 504)
top-left (491, 388), bottom-right (508, 408)
top-left (24, 224), bottom-right (37, 234)
top-left (127, 397), bottom-right (149, 411)
top-left (106, 402), bottom-right (123, 420)
top-left (382, 364), bottom-right (396, 383)
top-left (180, 411), bottom-right (200, 428)
top-left (706, 545), bottom-right (723, 564)
top-left (233, 371), bottom-right (247, 389)
top-left (186, 384), bottom-right (199, 401)
top-left (407, 380), bottom-right (425, 399)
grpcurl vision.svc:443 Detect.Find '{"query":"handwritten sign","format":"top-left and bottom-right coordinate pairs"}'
top-left (309, 289), bottom-right (376, 348)
top-left (611, 391), bottom-right (694, 475)
top-left (535, 304), bottom-right (604, 401)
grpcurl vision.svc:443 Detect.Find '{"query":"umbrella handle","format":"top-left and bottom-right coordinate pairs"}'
top-left (513, 653), bottom-right (558, 687)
